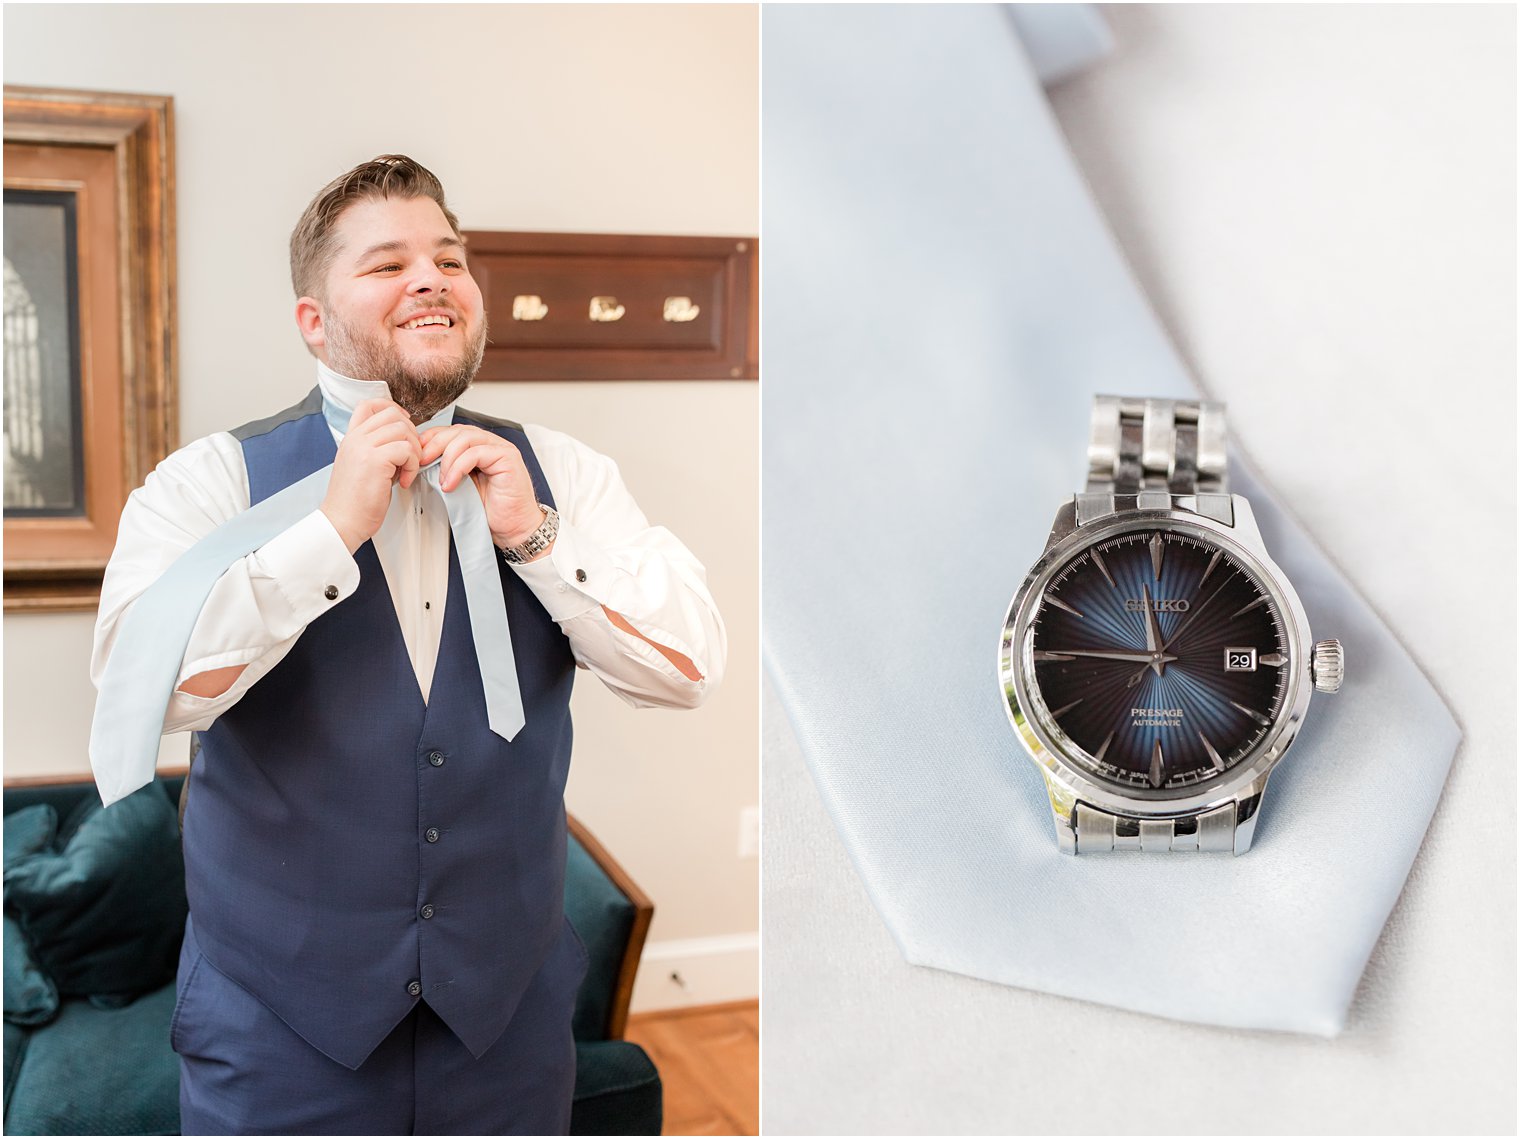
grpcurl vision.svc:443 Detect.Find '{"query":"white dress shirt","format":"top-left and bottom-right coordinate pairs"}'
top-left (91, 363), bottom-right (726, 742)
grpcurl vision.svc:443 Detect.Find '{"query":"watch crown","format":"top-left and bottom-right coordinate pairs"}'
top-left (1311, 639), bottom-right (1344, 693)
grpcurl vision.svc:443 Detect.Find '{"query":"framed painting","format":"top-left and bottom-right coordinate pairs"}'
top-left (2, 86), bottom-right (176, 611)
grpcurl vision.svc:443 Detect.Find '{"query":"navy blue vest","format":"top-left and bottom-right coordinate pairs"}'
top-left (181, 388), bottom-right (577, 1070)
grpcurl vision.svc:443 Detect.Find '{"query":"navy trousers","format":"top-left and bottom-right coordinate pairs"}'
top-left (172, 916), bottom-right (584, 1135)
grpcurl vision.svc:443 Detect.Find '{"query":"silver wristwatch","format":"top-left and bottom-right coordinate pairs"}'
top-left (497, 504), bottom-right (559, 564)
top-left (997, 396), bottom-right (1344, 855)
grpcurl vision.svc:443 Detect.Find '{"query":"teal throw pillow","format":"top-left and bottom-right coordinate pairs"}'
top-left (3, 805), bottom-right (57, 865)
top-left (3, 786), bottom-right (186, 1000)
top-left (3, 805), bottom-right (60, 1025)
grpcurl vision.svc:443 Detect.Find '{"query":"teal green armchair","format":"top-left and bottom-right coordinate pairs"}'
top-left (3, 775), bottom-right (660, 1135)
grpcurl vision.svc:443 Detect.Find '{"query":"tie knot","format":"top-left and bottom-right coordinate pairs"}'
top-left (321, 394), bottom-right (455, 442)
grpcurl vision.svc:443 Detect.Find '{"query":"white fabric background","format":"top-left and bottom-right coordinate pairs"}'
top-left (760, 5), bottom-right (1515, 1134)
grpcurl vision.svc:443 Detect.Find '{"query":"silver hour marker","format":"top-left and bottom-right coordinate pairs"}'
top-left (1149, 740), bottom-right (1164, 788)
top-left (1199, 549), bottom-right (1222, 586)
top-left (1044, 594), bottom-right (1084, 618)
top-left (1230, 594), bottom-right (1269, 620)
top-left (1049, 698), bottom-right (1084, 720)
top-left (1032, 651), bottom-right (1075, 662)
top-left (1229, 700), bottom-right (1272, 727)
top-left (1197, 731), bottom-right (1226, 772)
top-left (1090, 548), bottom-right (1117, 589)
top-left (1094, 732), bottom-right (1114, 762)
top-left (1259, 653), bottom-right (1287, 667)
top-left (1150, 533), bottom-right (1164, 580)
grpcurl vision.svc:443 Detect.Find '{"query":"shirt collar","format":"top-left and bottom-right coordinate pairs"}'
top-left (315, 360), bottom-right (457, 436)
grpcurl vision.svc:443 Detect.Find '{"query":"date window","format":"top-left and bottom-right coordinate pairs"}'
top-left (1224, 647), bottom-right (1257, 672)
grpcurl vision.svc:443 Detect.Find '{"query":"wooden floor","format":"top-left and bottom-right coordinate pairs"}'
top-left (624, 1000), bottom-right (758, 1136)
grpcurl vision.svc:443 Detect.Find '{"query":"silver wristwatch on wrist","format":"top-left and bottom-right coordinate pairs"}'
top-left (997, 395), bottom-right (1344, 855)
top-left (497, 504), bottom-right (559, 564)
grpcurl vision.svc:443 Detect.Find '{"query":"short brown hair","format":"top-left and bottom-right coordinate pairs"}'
top-left (289, 154), bottom-right (463, 300)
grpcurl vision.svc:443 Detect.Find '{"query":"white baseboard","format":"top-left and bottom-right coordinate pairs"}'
top-left (630, 931), bottom-right (759, 1013)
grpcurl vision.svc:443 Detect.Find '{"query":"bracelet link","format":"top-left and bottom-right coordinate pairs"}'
top-left (1086, 395), bottom-right (1229, 495)
top-left (497, 504), bottom-right (560, 564)
top-left (1070, 802), bottom-right (1239, 854)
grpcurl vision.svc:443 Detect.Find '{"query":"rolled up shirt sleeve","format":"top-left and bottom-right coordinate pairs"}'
top-left (514, 424), bottom-right (727, 709)
top-left (90, 432), bottom-right (360, 736)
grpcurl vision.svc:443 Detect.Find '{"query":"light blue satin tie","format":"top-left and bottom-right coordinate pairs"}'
top-left (762, 3), bottom-right (1460, 1038)
top-left (89, 396), bottom-right (525, 807)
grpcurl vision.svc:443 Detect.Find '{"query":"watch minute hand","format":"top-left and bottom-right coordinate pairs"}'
top-left (1142, 582), bottom-right (1168, 676)
top-left (1141, 583), bottom-right (1162, 653)
top-left (1161, 577), bottom-right (1232, 653)
top-left (1038, 649), bottom-right (1178, 665)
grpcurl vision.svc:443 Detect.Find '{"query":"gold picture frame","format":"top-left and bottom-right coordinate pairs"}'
top-left (3, 85), bottom-right (176, 612)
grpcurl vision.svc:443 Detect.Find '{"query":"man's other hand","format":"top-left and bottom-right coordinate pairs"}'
top-left (419, 425), bottom-right (546, 552)
top-left (321, 399), bottom-right (422, 554)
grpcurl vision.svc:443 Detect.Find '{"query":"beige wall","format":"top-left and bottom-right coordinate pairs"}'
top-left (2, 4), bottom-right (758, 1003)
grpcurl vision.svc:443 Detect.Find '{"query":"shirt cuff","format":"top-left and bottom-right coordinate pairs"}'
top-left (509, 518), bottom-right (616, 623)
top-left (257, 508), bottom-right (361, 622)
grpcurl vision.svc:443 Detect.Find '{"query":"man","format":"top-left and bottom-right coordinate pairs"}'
top-left (90, 155), bottom-right (726, 1134)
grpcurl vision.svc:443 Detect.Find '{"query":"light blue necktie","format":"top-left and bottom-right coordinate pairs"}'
top-left (90, 396), bottom-right (525, 807)
top-left (762, 3), bottom-right (1460, 1037)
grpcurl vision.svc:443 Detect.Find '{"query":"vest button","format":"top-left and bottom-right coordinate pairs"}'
top-left (428, 751), bottom-right (445, 767)
top-left (575, 568), bottom-right (588, 583)
top-left (425, 827), bottom-right (441, 843)
top-left (323, 584), bottom-right (339, 601)
top-left (407, 980), bottom-right (422, 998)
top-left (420, 904), bottom-right (435, 920)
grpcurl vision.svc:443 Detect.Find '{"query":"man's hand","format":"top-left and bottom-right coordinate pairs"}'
top-left (419, 424), bottom-right (547, 552)
top-left (321, 399), bottom-right (422, 554)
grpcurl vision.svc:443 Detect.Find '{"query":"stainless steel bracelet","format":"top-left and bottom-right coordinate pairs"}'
top-left (1072, 395), bottom-right (1242, 853)
top-left (1086, 395), bottom-right (1228, 495)
top-left (1068, 802), bottom-right (1244, 854)
top-left (496, 504), bottom-right (559, 564)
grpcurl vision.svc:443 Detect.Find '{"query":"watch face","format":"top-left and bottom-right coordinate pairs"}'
top-left (1028, 529), bottom-right (1289, 792)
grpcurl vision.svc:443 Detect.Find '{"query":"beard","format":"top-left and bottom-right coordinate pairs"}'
top-left (323, 307), bottom-right (488, 421)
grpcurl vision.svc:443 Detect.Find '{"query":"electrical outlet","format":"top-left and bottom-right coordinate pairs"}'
top-left (738, 806), bottom-right (760, 858)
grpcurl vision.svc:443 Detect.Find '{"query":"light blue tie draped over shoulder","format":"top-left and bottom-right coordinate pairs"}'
top-left (90, 395), bottom-right (524, 808)
top-left (761, 3), bottom-right (1459, 1035)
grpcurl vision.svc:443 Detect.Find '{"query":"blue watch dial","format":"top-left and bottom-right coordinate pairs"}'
top-left (1030, 530), bottom-right (1288, 791)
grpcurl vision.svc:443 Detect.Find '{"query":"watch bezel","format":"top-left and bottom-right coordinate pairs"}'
top-left (997, 498), bottom-right (1314, 821)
